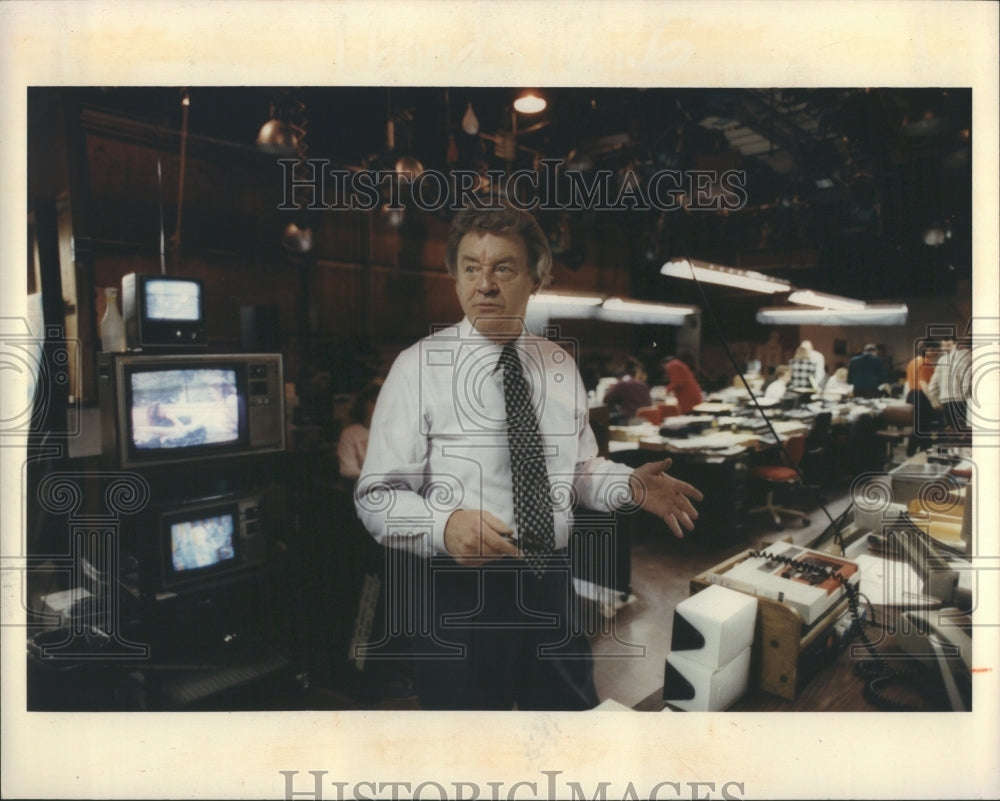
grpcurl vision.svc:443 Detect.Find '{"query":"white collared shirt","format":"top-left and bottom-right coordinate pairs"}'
top-left (928, 347), bottom-right (972, 404)
top-left (355, 318), bottom-right (635, 557)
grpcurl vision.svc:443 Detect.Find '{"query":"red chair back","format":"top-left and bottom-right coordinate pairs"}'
top-left (658, 402), bottom-right (680, 418)
top-left (781, 434), bottom-right (807, 467)
top-left (635, 405), bottom-right (663, 425)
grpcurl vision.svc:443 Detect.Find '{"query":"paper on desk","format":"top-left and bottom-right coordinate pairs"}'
top-left (662, 431), bottom-right (758, 450)
top-left (855, 553), bottom-right (935, 606)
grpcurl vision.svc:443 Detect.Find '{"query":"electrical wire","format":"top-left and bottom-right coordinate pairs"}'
top-left (683, 261), bottom-right (846, 539)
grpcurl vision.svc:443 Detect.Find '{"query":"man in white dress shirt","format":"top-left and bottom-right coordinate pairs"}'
top-left (355, 206), bottom-right (703, 709)
top-left (927, 333), bottom-right (972, 432)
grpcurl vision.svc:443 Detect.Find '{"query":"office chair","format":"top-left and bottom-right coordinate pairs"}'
top-left (875, 403), bottom-right (914, 469)
top-left (748, 434), bottom-right (810, 529)
top-left (800, 411), bottom-right (833, 497)
top-left (635, 405), bottom-right (663, 425)
top-left (657, 402), bottom-right (680, 419)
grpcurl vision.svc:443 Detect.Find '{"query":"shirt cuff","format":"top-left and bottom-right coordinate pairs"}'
top-left (431, 508), bottom-right (456, 557)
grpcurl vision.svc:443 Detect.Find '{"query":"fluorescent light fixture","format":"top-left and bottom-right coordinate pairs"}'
top-left (600, 297), bottom-right (697, 325)
top-left (661, 258), bottom-right (791, 294)
top-left (787, 289), bottom-right (867, 310)
top-left (529, 292), bottom-right (603, 308)
top-left (756, 304), bottom-right (909, 326)
top-left (527, 291), bottom-right (604, 321)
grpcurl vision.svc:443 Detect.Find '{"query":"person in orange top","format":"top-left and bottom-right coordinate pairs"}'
top-left (904, 339), bottom-right (938, 455)
top-left (660, 353), bottom-right (704, 414)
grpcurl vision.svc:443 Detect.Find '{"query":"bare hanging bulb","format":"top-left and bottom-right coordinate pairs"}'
top-left (257, 119), bottom-right (299, 154)
top-left (281, 222), bottom-right (313, 253)
top-left (462, 102), bottom-right (480, 135)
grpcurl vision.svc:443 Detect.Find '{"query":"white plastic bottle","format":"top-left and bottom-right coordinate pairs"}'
top-left (100, 286), bottom-right (127, 352)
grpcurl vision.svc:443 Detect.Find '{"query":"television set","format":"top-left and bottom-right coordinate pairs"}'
top-left (99, 352), bottom-right (285, 469)
top-left (123, 491), bottom-right (271, 599)
top-left (122, 273), bottom-right (207, 350)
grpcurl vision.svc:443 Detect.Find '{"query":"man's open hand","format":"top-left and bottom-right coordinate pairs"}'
top-left (444, 509), bottom-right (522, 566)
top-left (629, 458), bottom-right (704, 539)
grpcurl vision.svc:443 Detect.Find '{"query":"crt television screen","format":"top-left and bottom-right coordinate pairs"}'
top-left (145, 278), bottom-right (202, 321)
top-left (170, 511), bottom-right (237, 572)
top-left (130, 368), bottom-right (240, 450)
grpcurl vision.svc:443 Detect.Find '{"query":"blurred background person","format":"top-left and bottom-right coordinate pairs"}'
top-left (337, 380), bottom-right (383, 480)
top-left (820, 366), bottom-right (853, 400)
top-left (755, 329), bottom-right (785, 376)
top-left (660, 352), bottom-right (703, 414)
top-left (847, 343), bottom-right (889, 398)
top-left (904, 339), bottom-right (939, 454)
top-left (763, 364), bottom-right (791, 402)
top-left (800, 339), bottom-right (826, 387)
top-left (927, 334), bottom-right (971, 433)
top-left (789, 346), bottom-right (817, 390)
top-left (603, 355), bottom-right (652, 423)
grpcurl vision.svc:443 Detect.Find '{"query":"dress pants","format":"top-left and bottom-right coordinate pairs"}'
top-left (412, 549), bottom-right (599, 711)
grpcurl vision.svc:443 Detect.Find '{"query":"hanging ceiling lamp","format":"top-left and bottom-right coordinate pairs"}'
top-left (256, 93), bottom-right (305, 155)
top-left (260, 91), bottom-right (313, 252)
top-left (462, 101), bottom-right (480, 135)
top-left (281, 221), bottom-right (314, 253)
top-left (513, 91), bottom-right (547, 114)
top-left (256, 118), bottom-right (299, 154)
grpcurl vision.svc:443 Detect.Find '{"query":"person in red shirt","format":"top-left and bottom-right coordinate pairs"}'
top-left (904, 339), bottom-right (939, 454)
top-left (660, 353), bottom-right (704, 414)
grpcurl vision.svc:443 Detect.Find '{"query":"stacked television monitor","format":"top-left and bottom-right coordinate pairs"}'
top-left (100, 274), bottom-right (285, 603)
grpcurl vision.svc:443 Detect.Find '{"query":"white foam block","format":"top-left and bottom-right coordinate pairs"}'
top-left (670, 584), bottom-right (757, 668)
top-left (663, 646), bottom-right (751, 712)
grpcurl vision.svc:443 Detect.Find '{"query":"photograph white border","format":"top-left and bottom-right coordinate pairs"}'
top-left (2, 2), bottom-right (998, 799)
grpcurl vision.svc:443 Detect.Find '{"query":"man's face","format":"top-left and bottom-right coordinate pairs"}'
top-left (455, 231), bottom-right (539, 341)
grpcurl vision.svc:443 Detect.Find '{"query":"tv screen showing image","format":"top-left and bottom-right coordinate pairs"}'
top-left (145, 278), bottom-right (202, 321)
top-left (170, 512), bottom-right (237, 573)
top-left (130, 368), bottom-right (240, 451)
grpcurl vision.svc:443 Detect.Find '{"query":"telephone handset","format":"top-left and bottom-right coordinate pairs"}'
top-left (896, 607), bottom-right (972, 711)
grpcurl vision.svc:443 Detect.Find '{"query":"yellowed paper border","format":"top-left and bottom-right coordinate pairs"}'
top-left (2, 2), bottom-right (998, 799)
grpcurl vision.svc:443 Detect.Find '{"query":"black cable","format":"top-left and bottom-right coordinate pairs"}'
top-left (683, 262), bottom-right (845, 537)
top-left (750, 548), bottom-right (930, 711)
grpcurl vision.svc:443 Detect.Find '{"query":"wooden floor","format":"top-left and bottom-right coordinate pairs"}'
top-left (278, 476), bottom-right (857, 712)
top-left (590, 482), bottom-right (854, 708)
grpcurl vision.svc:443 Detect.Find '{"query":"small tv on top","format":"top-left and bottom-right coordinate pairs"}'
top-left (122, 273), bottom-right (207, 350)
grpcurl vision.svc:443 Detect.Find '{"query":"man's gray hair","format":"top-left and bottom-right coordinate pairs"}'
top-left (445, 206), bottom-right (553, 287)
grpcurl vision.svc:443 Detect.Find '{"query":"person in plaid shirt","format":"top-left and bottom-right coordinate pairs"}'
top-left (789, 346), bottom-right (816, 390)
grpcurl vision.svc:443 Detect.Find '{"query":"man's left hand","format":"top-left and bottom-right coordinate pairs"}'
top-left (629, 458), bottom-right (704, 539)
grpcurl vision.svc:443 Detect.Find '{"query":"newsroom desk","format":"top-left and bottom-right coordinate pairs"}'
top-left (631, 447), bottom-right (975, 713)
top-left (632, 618), bottom-right (941, 712)
top-left (606, 410), bottom-right (816, 547)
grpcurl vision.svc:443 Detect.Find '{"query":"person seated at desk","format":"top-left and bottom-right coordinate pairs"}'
top-left (820, 366), bottom-right (853, 399)
top-left (659, 352), bottom-right (703, 414)
top-left (337, 380), bottom-right (382, 479)
top-left (602, 356), bottom-right (652, 423)
top-left (762, 364), bottom-right (791, 402)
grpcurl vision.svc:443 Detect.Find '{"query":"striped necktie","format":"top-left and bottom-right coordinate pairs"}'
top-left (499, 343), bottom-right (555, 577)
